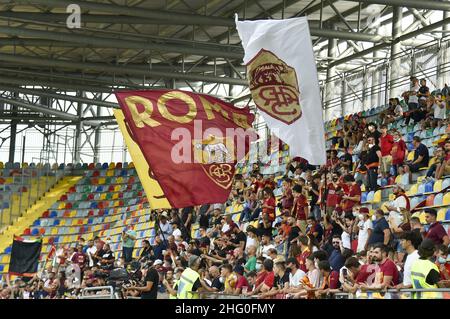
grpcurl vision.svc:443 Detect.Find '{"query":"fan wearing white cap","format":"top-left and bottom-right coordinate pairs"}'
top-left (385, 184), bottom-right (410, 228)
top-left (158, 211), bottom-right (173, 241)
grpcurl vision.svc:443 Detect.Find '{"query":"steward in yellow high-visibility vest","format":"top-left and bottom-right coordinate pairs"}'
top-left (410, 239), bottom-right (442, 299)
top-left (177, 255), bottom-right (202, 299)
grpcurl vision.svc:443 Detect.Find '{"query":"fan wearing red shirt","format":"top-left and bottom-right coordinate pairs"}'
top-left (250, 259), bottom-right (275, 295)
top-left (296, 235), bottom-right (312, 273)
top-left (326, 173), bottom-right (343, 215)
top-left (291, 184), bottom-right (309, 233)
top-left (326, 150), bottom-right (340, 171)
top-left (70, 245), bottom-right (87, 270)
top-left (233, 265), bottom-right (250, 294)
top-left (315, 260), bottom-right (340, 298)
top-left (341, 175), bottom-right (361, 213)
top-left (379, 124), bottom-right (394, 177)
top-left (424, 208), bottom-right (450, 246)
top-left (391, 130), bottom-right (407, 176)
top-left (369, 243), bottom-right (400, 288)
top-left (261, 187), bottom-right (276, 223)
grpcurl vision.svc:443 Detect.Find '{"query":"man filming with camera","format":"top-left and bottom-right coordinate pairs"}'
top-left (125, 257), bottom-right (160, 299)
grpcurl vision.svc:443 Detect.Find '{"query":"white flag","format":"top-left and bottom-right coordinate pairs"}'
top-left (236, 17), bottom-right (326, 165)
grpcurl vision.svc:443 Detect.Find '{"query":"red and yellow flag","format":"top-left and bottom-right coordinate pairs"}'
top-left (114, 90), bottom-right (256, 209)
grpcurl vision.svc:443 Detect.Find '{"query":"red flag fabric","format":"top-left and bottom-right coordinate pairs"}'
top-left (115, 90), bottom-right (257, 208)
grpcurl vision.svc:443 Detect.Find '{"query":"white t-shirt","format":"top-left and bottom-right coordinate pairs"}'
top-left (409, 85), bottom-right (419, 104)
top-left (289, 268), bottom-right (306, 287)
top-left (260, 244), bottom-right (275, 258)
top-left (341, 231), bottom-right (351, 250)
top-left (433, 102), bottom-right (447, 119)
top-left (403, 250), bottom-right (420, 286)
top-left (357, 219), bottom-right (373, 253)
top-left (389, 196), bottom-right (407, 227)
top-left (307, 269), bottom-right (322, 288)
top-left (86, 246), bottom-right (97, 267)
top-left (245, 237), bottom-right (258, 253)
top-left (394, 104), bottom-right (403, 117)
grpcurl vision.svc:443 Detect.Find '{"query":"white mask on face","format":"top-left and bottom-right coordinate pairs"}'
top-left (219, 276), bottom-right (225, 283)
top-left (372, 215), bottom-right (377, 221)
top-left (358, 214), bottom-right (364, 220)
top-left (255, 263), bottom-right (262, 271)
top-left (368, 144), bottom-right (374, 149)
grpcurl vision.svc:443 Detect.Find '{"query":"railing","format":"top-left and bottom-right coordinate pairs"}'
top-left (334, 288), bottom-right (450, 299)
top-left (187, 291), bottom-right (256, 299)
top-left (80, 286), bottom-right (115, 299)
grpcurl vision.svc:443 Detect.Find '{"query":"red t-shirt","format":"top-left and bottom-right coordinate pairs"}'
top-left (426, 222), bottom-right (448, 245)
top-left (324, 271), bottom-right (340, 289)
top-left (326, 183), bottom-right (342, 208)
top-left (296, 248), bottom-right (311, 273)
top-left (263, 271), bottom-right (275, 288)
top-left (380, 134), bottom-right (394, 156)
top-left (71, 252), bottom-right (86, 268)
top-left (293, 195), bottom-right (308, 221)
top-left (342, 183), bottom-right (361, 213)
top-left (255, 271), bottom-right (267, 288)
top-left (355, 264), bottom-right (376, 284)
top-left (391, 139), bottom-right (407, 165)
top-left (378, 258), bottom-right (400, 286)
top-left (262, 197), bottom-right (276, 222)
top-left (235, 275), bottom-right (249, 290)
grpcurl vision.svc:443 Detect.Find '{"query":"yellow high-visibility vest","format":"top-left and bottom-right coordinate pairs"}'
top-left (169, 280), bottom-right (178, 299)
top-left (410, 259), bottom-right (441, 299)
top-left (177, 268), bottom-right (200, 299)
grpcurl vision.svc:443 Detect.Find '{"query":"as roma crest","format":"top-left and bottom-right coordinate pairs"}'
top-left (192, 135), bottom-right (235, 189)
top-left (247, 49), bottom-right (302, 125)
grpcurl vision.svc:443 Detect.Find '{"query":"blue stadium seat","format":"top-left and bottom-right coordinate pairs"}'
top-left (434, 193), bottom-right (443, 206)
top-left (425, 181), bottom-right (434, 193)
top-left (4, 247), bottom-right (11, 254)
top-left (446, 209), bottom-right (450, 221)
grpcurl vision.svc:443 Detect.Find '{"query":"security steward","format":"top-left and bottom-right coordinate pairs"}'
top-left (410, 238), bottom-right (442, 298)
top-left (176, 255), bottom-right (203, 299)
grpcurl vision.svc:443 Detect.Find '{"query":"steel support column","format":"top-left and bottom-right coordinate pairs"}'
top-left (73, 92), bottom-right (83, 164)
top-left (93, 99), bottom-right (102, 164)
top-left (8, 93), bottom-right (18, 163)
top-left (325, 25), bottom-right (338, 115)
top-left (390, 6), bottom-right (402, 97)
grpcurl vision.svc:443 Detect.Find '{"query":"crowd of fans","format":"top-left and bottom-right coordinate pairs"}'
top-left (1, 77), bottom-right (450, 299)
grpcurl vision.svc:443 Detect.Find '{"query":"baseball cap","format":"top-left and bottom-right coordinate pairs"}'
top-left (153, 259), bottom-right (163, 266)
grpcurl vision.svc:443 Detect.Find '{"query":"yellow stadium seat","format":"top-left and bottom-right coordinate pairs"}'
top-left (407, 151), bottom-right (415, 162)
top-left (419, 212), bottom-right (427, 224)
top-left (437, 209), bottom-right (446, 222)
top-left (107, 170), bottom-right (114, 177)
top-left (407, 184), bottom-right (418, 196)
top-left (373, 190), bottom-right (381, 203)
top-left (395, 175), bottom-right (402, 184)
top-left (51, 228), bottom-right (58, 235)
top-left (434, 180), bottom-right (443, 193)
top-left (361, 184), bottom-right (366, 192)
top-left (100, 193), bottom-right (107, 200)
top-left (114, 185), bottom-right (121, 192)
top-left (98, 177), bottom-right (106, 185)
top-left (112, 193), bottom-right (119, 200)
top-left (117, 177), bottom-right (123, 184)
top-left (444, 192), bottom-right (450, 206)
